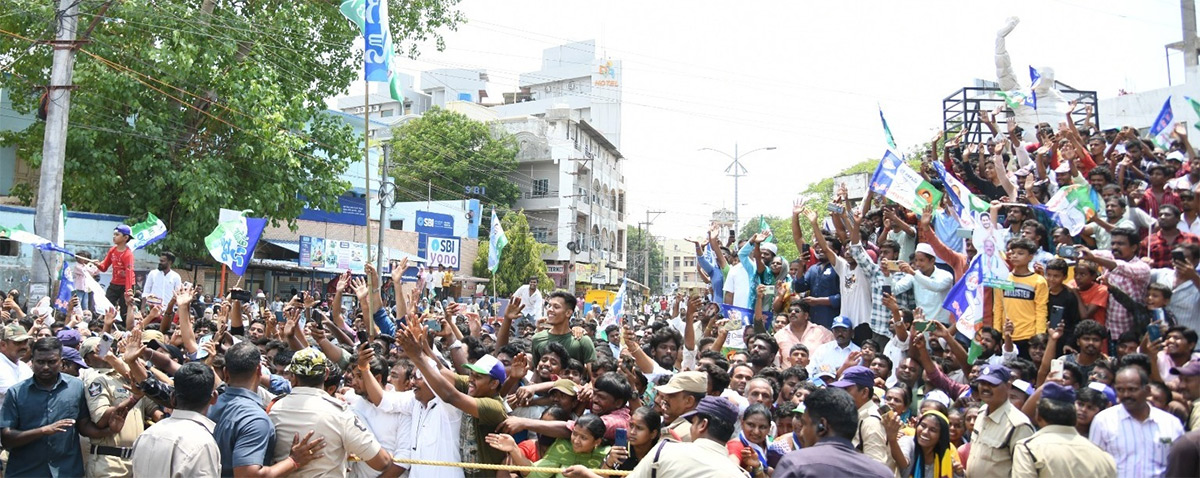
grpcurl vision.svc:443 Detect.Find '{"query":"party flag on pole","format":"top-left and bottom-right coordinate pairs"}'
top-left (879, 106), bottom-right (897, 150)
top-left (488, 208), bottom-right (508, 274)
top-left (1150, 96), bottom-right (1175, 150)
top-left (127, 212), bottom-right (168, 250)
top-left (204, 209), bottom-right (267, 276)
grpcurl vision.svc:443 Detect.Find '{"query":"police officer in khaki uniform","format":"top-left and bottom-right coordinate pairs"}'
top-left (1012, 383), bottom-right (1116, 478)
top-left (268, 348), bottom-right (400, 478)
top-left (82, 336), bottom-right (159, 478)
top-left (655, 371), bottom-right (707, 442)
top-left (966, 364), bottom-right (1035, 478)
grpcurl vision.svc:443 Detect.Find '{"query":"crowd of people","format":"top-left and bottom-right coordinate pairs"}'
top-left (2, 105), bottom-right (1200, 478)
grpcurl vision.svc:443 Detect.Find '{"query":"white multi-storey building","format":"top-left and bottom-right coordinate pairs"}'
top-left (488, 103), bottom-right (627, 293)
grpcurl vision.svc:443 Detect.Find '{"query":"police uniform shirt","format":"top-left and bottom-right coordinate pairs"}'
top-left (130, 409), bottom-right (221, 477)
top-left (267, 387), bottom-right (383, 478)
top-left (966, 400), bottom-right (1035, 478)
top-left (665, 416), bottom-right (692, 442)
top-left (1011, 424), bottom-right (1116, 478)
top-left (627, 438), bottom-right (750, 478)
top-left (84, 367), bottom-right (157, 478)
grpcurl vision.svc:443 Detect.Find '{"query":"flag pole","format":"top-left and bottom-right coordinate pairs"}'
top-left (364, 81), bottom-right (376, 339)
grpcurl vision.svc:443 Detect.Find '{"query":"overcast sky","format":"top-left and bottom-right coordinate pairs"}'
top-left (390, 0), bottom-right (1190, 239)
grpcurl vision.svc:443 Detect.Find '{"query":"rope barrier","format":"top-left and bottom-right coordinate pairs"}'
top-left (391, 457), bottom-right (632, 476)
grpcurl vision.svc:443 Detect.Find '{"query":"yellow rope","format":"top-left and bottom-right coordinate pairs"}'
top-left (391, 457), bottom-right (632, 476)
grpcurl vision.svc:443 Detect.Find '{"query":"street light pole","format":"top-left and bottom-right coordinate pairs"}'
top-left (699, 144), bottom-right (776, 236)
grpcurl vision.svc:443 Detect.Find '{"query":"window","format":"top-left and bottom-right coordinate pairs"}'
top-left (0, 239), bottom-right (16, 257)
top-left (533, 179), bottom-right (549, 198)
top-left (531, 227), bottom-right (549, 243)
top-left (389, 220), bottom-right (404, 230)
top-left (380, 109), bottom-right (394, 117)
top-left (673, 258), bottom-right (681, 268)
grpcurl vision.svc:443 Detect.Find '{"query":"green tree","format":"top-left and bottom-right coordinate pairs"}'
top-left (625, 227), bottom-right (665, 294)
top-left (389, 107), bottom-right (520, 208)
top-left (735, 216), bottom-right (799, 262)
top-left (0, 0), bottom-right (463, 258)
top-left (472, 210), bottom-right (552, 296)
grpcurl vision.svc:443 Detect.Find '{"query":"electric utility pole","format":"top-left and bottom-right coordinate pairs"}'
top-left (31, 0), bottom-right (82, 298)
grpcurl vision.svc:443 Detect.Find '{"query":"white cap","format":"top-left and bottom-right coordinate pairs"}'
top-left (761, 242), bottom-right (778, 255)
top-left (1167, 151), bottom-right (1186, 162)
top-left (915, 243), bottom-right (936, 259)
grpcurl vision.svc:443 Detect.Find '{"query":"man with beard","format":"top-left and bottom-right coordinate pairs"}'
top-left (1062, 320), bottom-right (1109, 381)
top-left (1089, 366), bottom-right (1184, 478)
top-left (655, 371), bottom-right (707, 442)
top-left (746, 333), bottom-right (779, 375)
top-left (623, 327), bottom-right (682, 382)
top-left (791, 207), bottom-right (842, 329)
top-left (966, 364), bottom-right (1034, 478)
top-left (773, 300), bottom-right (833, 367)
top-left (142, 251), bottom-right (182, 307)
top-left (0, 338), bottom-right (110, 478)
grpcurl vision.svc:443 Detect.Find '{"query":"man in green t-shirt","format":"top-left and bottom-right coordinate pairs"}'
top-left (530, 291), bottom-right (597, 366)
top-left (398, 324), bottom-right (509, 477)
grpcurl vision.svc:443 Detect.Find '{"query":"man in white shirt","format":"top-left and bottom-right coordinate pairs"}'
top-left (1089, 366), bottom-right (1184, 478)
top-left (428, 266), bottom-right (443, 301)
top-left (347, 347), bottom-right (414, 477)
top-left (407, 368), bottom-right (465, 478)
top-left (810, 316), bottom-right (861, 376)
top-left (143, 251), bottom-right (182, 304)
top-left (511, 276), bottom-right (544, 323)
top-left (903, 244), bottom-right (955, 324)
top-left (0, 323), bottom-right (32, 404)
top-left (722, 263), bottom-right (751, 308)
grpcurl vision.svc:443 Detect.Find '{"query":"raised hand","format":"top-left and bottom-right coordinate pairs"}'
top-left (792, 198), bottom-right (807, 218)
top-left (350, 278), bottom-right (371, 303)
top-left (174, 285), bottom-right (195, 305)
top-left (504, 296), bottom-right (525, 321)
top-left (336, 271), bottom-right (352, 295)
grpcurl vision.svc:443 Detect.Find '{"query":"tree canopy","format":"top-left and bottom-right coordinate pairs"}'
top-left (625, 227), bottom-right (664, 294)
top-left (472, 210), bottom-right (552, 296)
top-left (388, 107), bottom-right (520, 208)
top-left (0, 0), bottom-right (463, 258)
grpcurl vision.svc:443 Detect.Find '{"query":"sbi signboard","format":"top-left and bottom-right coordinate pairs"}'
top-left (425, 235), bottom-right (461, 269)
top-left (416, 211), bottom-right (459, 269)
top-left (415, 211), bottom-right (454, 236)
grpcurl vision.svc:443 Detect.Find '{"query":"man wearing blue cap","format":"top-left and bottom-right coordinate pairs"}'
top-left (1012, 382), bottom-right (1116, 478)
top-left (830, 366), bottom-right (891, 469)
top-left (562, 396), bottom-right (750, 478)
top-left (809, 316), bottom-right (860, 377)
top-left (966, 364), bottom-right (1034, 478)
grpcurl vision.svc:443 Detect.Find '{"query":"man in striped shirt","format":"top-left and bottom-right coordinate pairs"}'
top-left (1088, 366), bottom-right (1184, 478)
top-left (1080, 229), bottom-right (1151, 344)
